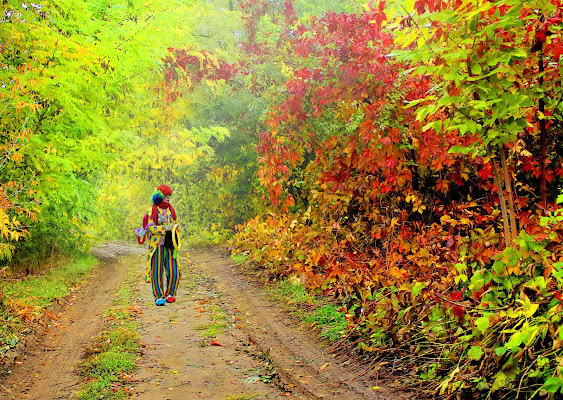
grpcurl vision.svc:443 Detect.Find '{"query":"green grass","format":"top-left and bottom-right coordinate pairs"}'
top-left (3, 254), bottom-right (96, 308)
top-left (225, 395), bottom-right (259, 400)
top-left (194, 302), bottom-right (229, 338)
top-left (196, 321), bottom-right (229, 337)
top-left (76, 264), bottom-right (140, 400)
top-left (230, 252), bottom-right (347, 343)
top-left (230, 252), bottom-right (251, 266)
top-left (268, 279), bottom-right (347, 342)
top-left (0, 254), bottom-right (97, 360)
top-left (302, 303), bottom-right (347, 341)
top-left (211, 313), bottom-right (228, 321)
top-left (268, 279), bottom-right (309, 303)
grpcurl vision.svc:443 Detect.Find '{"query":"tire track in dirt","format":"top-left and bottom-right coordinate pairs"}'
top-left (1, 243), bottom-right (410, 400)
top-left (0, 243), bottom-right (143, 400)
top-left (190, 247), bottom-right (410, 400)
top-left (128, 250), bottom-right (290, 400)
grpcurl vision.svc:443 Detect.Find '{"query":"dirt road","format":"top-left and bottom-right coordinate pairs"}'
top-left (0, 243), bottom-right (407, 400)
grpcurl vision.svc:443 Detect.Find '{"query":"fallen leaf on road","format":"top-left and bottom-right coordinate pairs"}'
top-left (210, 340), bottom-right (222, 346)
top-left (319, 363), bottom-right (330, 371)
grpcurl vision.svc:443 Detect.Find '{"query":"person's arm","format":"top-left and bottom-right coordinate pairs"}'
top-left (146, 222), bottom-right (166, 235)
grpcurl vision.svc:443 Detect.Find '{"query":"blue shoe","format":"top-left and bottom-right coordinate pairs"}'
top-left (155, 298), bottom-right (166, 306)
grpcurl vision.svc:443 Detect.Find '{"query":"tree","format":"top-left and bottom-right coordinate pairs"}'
top-left (387, 0), bottom-right (563, 246)
top-left (0, 0), bottom-right (202, 265)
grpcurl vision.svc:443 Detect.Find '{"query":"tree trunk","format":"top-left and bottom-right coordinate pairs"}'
top-left (490, 148), bottom-right (512, 247)
top-left (539, 56), bottom-right (548, 210)
top-left (499, 146), bottom-right (518, 242)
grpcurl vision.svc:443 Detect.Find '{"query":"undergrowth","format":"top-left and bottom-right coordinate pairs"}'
top-left (76, 262), bottom-right (140, 400)
top-left (233, 196), bottom-right (563, 399)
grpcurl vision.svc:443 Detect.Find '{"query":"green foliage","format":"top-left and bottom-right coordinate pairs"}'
top-left (293, 0), bottom-right (362, 17)
top-left (0, 0), bottom-right (210, 262)
top-left (390, 0), bottom-right (562, 152)
top-left (230, 252), bottom-right (251, 265)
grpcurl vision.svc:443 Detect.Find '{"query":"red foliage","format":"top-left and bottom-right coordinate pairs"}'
top-left (161, 48), bottom-right (237, 102)
top-left (233, 0), bottom-right (563, 312)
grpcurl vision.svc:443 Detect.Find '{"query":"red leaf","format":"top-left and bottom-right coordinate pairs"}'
top-left (452, 305), bottom-right (465, 318)
top-left (414, 0), bottom-right (426, 14)
top-left (450, 291), bottom-right (463, 301)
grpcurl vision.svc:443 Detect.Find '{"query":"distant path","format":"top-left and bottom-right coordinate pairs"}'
top-left (1, 243), bottom-right (408, 400)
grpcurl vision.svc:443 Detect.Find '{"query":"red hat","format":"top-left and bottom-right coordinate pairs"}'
top-left (157, 184), bottom-right (172, 196)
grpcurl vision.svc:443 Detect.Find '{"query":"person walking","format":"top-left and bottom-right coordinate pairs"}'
top-left (138, 184), bottom-right (181, 306)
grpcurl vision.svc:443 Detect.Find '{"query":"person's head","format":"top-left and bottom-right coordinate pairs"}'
top-left (153, 184), bottom-right (172, 208)
top-left (151, 185), bottom-right (176, 223)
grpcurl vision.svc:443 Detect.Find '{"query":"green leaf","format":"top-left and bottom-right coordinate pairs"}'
top-left (411, 281), bottom-right (427, 297)
top-left (522, 302), bottom-right (539, 318)
top-left (475, 316), bottom-right (490, 333)
top-left (495, 346), bottom-right (507, 356)
top-left (543, 377), bottom-right (563, 394)
top-left (505, 331), bottom-right (523, 351)
top-left (492, 371), bottom-right (509, 391)
top-left (467, 346), bottom-right (484, 361)
top-left (493, 260), bottom-right (506, 274)
top-left (471, 64), bottom-right (482, 75)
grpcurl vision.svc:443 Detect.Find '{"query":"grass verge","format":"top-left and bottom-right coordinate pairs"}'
top-left (225, 395), bottom-right (259, 400)
top-left (267, 279), bottom-right (347, 342)
top-left (230, 253), bottom-right (347, 343)
top-left (0, 254), bottom-right (97, 364)
top-left (76, 261), bottom-right (140, 400)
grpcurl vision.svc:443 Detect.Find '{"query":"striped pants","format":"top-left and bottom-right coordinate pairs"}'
top-left (150, 245), bottom-right (180, 299)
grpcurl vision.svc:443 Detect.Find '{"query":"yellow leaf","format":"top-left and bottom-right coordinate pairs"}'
top-left (419, 248), bottom-right (430, 258)
top-left (417, 36), bottom-right (427, 49)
